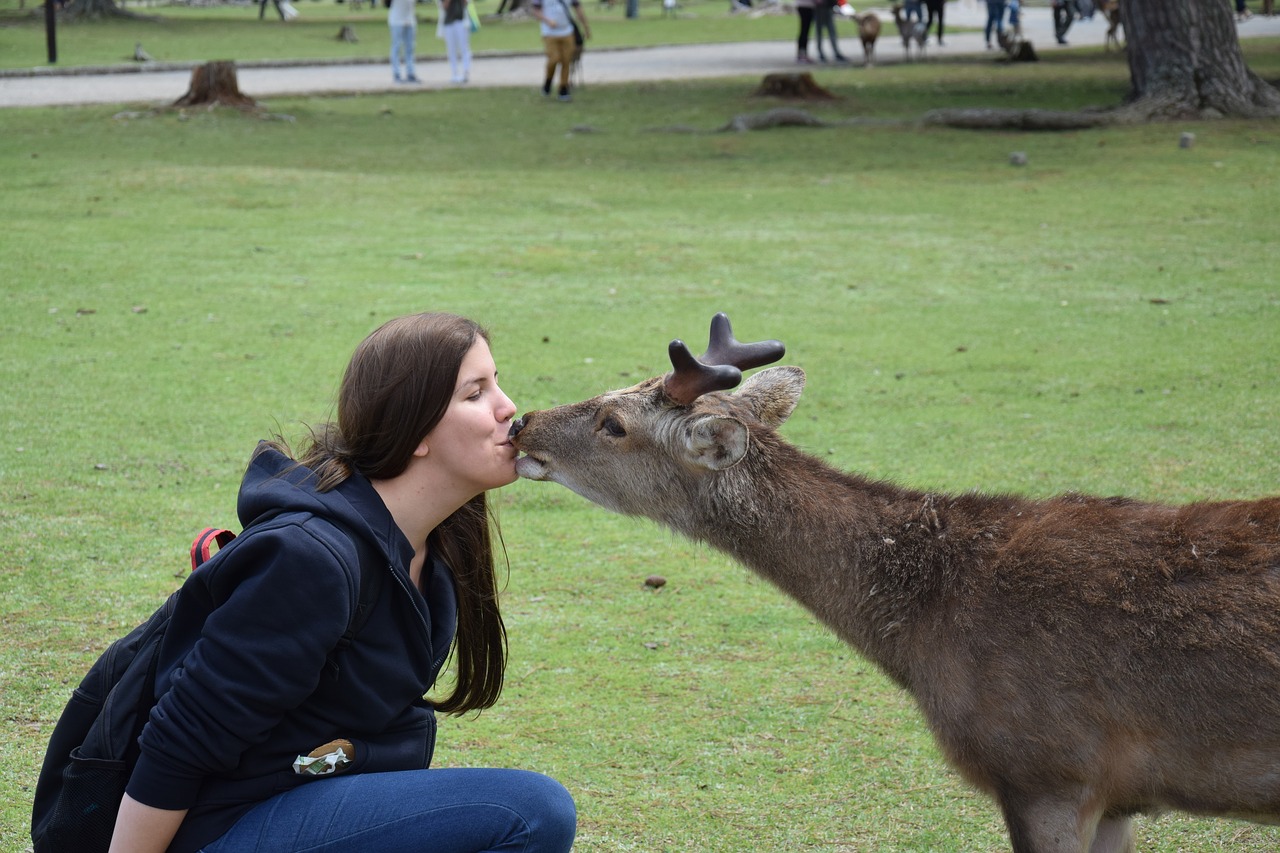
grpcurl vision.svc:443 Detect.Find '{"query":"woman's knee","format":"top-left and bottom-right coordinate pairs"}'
top-left (512, 771), bottom-right (576, 852)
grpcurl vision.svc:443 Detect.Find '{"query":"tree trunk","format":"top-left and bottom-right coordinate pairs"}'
top-left (1121, 0), bottom-right (1280, 118)
top-left (925, 0), bottom-right (1280, 129)
top-left (173, 61), bottom-right (259, 109)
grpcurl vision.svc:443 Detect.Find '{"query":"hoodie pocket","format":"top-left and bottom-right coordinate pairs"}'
top-left (348, 711), bottom-right (437, 775)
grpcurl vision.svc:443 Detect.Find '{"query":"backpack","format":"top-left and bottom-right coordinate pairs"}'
top-left (30, 520), bottom-right (385, 853)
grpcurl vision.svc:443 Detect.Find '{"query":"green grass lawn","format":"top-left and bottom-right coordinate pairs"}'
top-left (2, 37), bottom-right (1280, 853)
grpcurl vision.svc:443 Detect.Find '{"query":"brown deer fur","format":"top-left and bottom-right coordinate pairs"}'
top-left (510, 357), bottom-right (1280, 853)
top-left (855, 13), bottom-right (881, 66)
top-left (1100, 0), bottom-right (1123, 51)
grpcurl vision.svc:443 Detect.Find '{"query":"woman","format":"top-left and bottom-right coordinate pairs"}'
top-left (441, 0), bottom-right (473, 84)
top-left (109, 313), bottom-right (576, 853)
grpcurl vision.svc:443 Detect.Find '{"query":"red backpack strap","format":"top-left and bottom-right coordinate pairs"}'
top-left (190, 528), bottom-right (236, 572)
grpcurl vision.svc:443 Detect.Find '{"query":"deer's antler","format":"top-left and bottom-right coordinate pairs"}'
top-left (663, 313), bottom-right (786, 405)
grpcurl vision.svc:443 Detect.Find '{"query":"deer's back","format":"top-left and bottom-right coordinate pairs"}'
top-left (911, 493), bottom-right (1280, 813)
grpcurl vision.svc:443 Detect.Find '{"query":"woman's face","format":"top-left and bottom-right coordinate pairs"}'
top-left (422, 338), bottom-right (520, 496)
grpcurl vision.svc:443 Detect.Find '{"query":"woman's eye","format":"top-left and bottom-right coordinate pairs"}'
top-left (601, 417), bottom-right (626, 438)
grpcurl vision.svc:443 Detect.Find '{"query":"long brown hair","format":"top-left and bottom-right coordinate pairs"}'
top-left (278, 312), bottom-right (507, 714)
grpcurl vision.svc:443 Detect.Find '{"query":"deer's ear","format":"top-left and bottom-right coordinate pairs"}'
top-left (683, 416), bottom-right (749, 471)
top-left (735, 366), bottom-right (805, 428)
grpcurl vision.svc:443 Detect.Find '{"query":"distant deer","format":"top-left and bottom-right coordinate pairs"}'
top-left (510, 314), bottom-right (1280, 853)
top-left (854, 12), bottom-right (882, 66)
top-left (1099, 0), bottom-right (1124, 51)
top-left (891, 3), bottom-right (927, 61)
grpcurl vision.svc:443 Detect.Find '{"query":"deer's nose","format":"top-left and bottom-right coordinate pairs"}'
top-left (508, 417), bottom-right (527, 439)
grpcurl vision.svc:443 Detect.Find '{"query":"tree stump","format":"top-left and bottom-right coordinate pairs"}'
top-left (1007, 41), bottom-right (1038, 62)
top-left (173, 61), bottom-right (259, 109)
top-left (59, 0), bottom-right (142, 21)
top-left (337, 25), bottom-right (359, 43)
top-left (997, 33), bottom-right (1038, 62)
top-left (752, 72), bottom-right (836, 100)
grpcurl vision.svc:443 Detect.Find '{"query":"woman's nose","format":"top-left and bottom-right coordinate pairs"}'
top-left (497, 391), bottom-right (517, 422)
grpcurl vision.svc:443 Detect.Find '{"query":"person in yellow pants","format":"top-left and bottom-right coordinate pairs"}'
top-left (529, 0), bottom-right (590, 101)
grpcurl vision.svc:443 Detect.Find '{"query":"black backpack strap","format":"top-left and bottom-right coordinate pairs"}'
top-left (322, 540), bottom-right (385, 680)
top-left (337, 542), bottom-right (385, 651)
top-left (191, 519), bottom-right (383, 668)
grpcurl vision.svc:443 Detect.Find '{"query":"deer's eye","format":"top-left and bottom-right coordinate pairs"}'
top-left (601, 416), bottom-right (627, 438)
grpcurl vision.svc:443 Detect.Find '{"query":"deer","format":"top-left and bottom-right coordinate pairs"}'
top-left (891, 3), bottom-right (927, 61)
top-left (854, 11), bottom-right (882, 67)
top-left (1099, 0), bottom-right (1124, 51)
top-left (509, 313), bottom-right (1280, 853)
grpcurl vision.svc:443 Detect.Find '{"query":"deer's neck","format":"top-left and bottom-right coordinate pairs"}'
top-left (670, 437), bottom-right (1006, 685)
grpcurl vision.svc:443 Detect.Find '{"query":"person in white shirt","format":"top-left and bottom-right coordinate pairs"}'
top-left (388, 0), bottom-right (419, 83)
top-left (528, 0), bottom-right (590, 101)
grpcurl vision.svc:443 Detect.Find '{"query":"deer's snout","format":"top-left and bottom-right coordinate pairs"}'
top-left (508, 415), bottom-right (529, 442)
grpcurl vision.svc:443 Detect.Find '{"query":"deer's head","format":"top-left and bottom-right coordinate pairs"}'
top-left (509, 314), bottom-right (804, 519)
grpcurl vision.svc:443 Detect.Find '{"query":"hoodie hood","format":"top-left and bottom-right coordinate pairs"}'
top-left (236, 443), bottom-right (415, 573)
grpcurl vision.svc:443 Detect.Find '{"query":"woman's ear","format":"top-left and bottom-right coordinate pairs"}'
top-left (413, 438), bottom-right (430, 458)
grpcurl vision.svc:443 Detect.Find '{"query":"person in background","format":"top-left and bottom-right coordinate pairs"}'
top-left (387, 0), bottom-right (419, 82)
top-left (813, 0), bottom-right (849, 62)
top-left (106, 312), bottom-right (577, 853)
top-left (258, 0), bottom-right (286, 20)
top-left (793, 0), bottom-right (817, 62)
top-left (1052, 0), bottom-right (1075, 43)
top-left (923, 0), bottom-right (945, 45)
top-left (529, 0), bottom-right (590, 101)
top-left (441, 0), bottom-right (473, 84)
top-left (984, 0), bottom-right (1007, 48)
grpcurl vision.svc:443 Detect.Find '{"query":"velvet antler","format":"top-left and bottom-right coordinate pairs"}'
top-left (663, 313), bottom-right (786, 405)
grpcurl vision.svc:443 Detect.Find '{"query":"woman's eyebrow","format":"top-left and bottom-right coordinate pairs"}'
top-left (458, 371), bottom-right (496, 390)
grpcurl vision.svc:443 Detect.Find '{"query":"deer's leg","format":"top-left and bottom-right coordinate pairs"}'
top-left (999, 792), bottom-right (1096, 853)
top-left (1089, 816), bottom-right (1135, 853)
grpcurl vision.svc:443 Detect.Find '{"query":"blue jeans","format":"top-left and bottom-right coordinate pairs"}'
top-left (201, 768), bottom-right (576, 853)
top-left (985, 0), bottom-right (1007, 42)
top-left (390, 24), bottom-right (417, 80)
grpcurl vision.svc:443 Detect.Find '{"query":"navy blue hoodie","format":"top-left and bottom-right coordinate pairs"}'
top-left (126, 445), bottom-right (458, 853)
